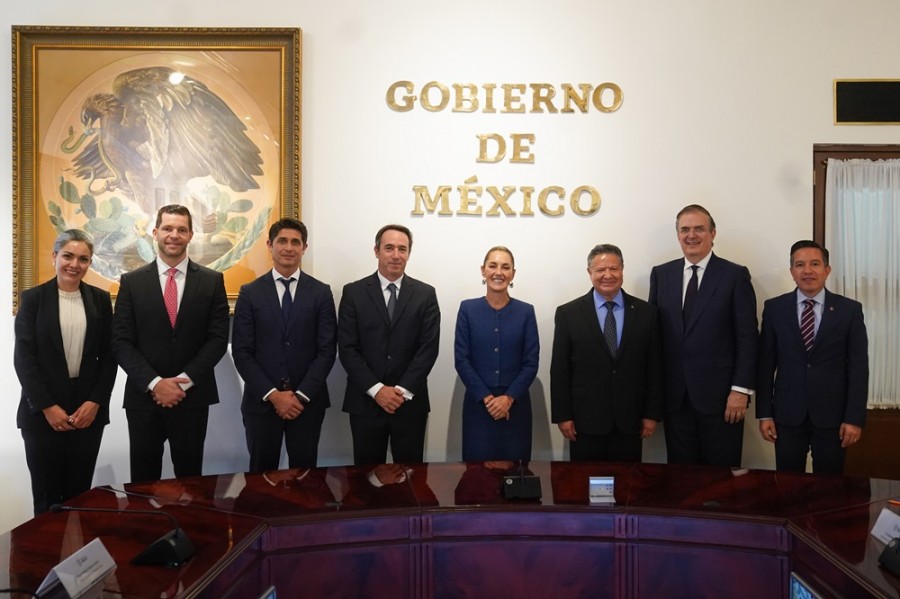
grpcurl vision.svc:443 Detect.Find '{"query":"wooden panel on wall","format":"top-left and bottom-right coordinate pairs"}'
top-left (845, 409), bottom-right (900, 480)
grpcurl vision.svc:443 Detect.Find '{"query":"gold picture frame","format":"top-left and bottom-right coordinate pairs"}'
top-left (12, 26), bottom-right (302, 312)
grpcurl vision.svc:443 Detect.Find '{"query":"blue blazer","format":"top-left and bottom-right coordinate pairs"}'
top-left (232, 270), bottom-right (337, 414)
top-left (756, 289), bottom-right (868, 428)
top-left (338, 272), bottom-right (440, 417)
top-left (648, 253), bottom-right (759, 415)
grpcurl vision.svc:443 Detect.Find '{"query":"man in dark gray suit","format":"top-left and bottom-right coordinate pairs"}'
top-left (551, 244), bottom-right (663, 462)
top-left (113, 204), bottom-right (229, 483)
top-left (232, 218), bottom-right (337, 472)
top-left (338, 224), bottom-right (440, 465)
top-left (756, 240), bottom-right (868, 474)
top-left (649, 204), bottom-right (759, 467)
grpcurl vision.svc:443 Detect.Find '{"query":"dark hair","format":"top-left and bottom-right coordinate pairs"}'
top-left (587, 243), bottom-right (624, 267)
top-left (155, 204), bottom-right (193, 230)
top-left (375, 224), bottom-right (413, 249)
top-left (268, 218), bottom-right (308, 245)
top-left (790, 239), bottom-right (830, 266)
top-left (676, 204), bottom-right (716, 231)
top-left (483, 246), bottom-right (515, 268)
top-left (53, 229), bottom-right (94, 255)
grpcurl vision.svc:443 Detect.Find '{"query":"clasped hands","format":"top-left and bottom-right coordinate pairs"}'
top-left (151, 377), bottom-right (190, 408)
top-left (270, 390), bottom-right (305, 420)
top-left (483, 394), bottom-right (513, 420)
top-left (43, 401), bottom-right (99, 431)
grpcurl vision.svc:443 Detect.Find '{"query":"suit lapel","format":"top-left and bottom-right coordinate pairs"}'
top-left (619, 290), bottom-right (635, 356)
top-left (393, 277), bottom-right (414, 324)
top-left (578, 291), bottom-right (611, 357)
top-left (684, 254), bottom-right (722, 335)
top-left (42, 282), bottom-right (66, 358)
top-left (810, 290), bottom-right (837, 353)
top-left (177, 260), bottom-right (203, 331)
top-left (79, 283), bottom-right (100, 372)
top-left (286, 272), bottom-right (309, 331)
top-left (365, 273), bottom-right (392, 325)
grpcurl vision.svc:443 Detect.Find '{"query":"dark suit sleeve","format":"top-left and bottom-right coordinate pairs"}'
top-left (505, 303), bottom-right (540, 401)
top-left (338, 284), bottom-right (382, 392)
top-left (550, 305), bottom-right (573, 423)
top-left (297, 285), bottom-right (338, 399)
top-left (87, 289), bottom-right (118, 408)
top-left (648, 266), bottom-right (660, 307)
top-left (454, 302), bottom-right (492, 401)
top-left (843, 302), bottom-right (869, 427)
top-left (181, 271), bottom-right (229, 385)
top-left (730, 265), bottom-right (759, 392)
top-left (755, 300), bottom-right (777, 419)
top-left (112, 271), bottom-right (158, 390)
top-left (231, 284), bottom-right (271, 401)
top-left (13, 290), bottom-right (54, 410)
top-left (397, 285), bottom-right (441, 394)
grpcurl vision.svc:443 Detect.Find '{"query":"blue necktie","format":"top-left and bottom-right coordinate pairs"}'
top-left (279, 277), bottom-right (295, 322)
top-left (603, 300), bottom-right (617, 357)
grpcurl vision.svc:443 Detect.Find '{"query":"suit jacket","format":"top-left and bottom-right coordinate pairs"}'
top-left (15, 280), bottom-right (118, 430)
top-left (550, 289), bottom-right (663, 435)
top-left (338, 272), bottom-right (440, 417)
top-left (756, 289), bottom-right (868, 428)
top-left (648, 253), bottom-right (759, 415)
top-left (112, 259), bottom-right (229, 409)
top-left (232, 270), bottom-right (337, 415)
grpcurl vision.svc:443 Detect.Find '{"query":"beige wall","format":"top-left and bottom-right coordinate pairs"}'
top-left (2, 0), bottom-right (899, 532)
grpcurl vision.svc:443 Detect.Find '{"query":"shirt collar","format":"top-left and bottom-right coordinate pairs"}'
top-left (796, 288), bottom-right (826, 306)
top-left (593, 288), bottom-right (624, 310)
top-left (157, 257), bottom-right (189, 276)
top-left (683, 251), bottom-right (712, 271)
top-left (377, 272), bottom-right (404, 290)
top-left (271, 268), bottom-right (301, 283)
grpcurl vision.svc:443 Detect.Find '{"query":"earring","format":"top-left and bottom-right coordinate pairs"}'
top-left (481, 278), bottom-right (486, 285)
top-left (509, 282), bottom-right (514, 288)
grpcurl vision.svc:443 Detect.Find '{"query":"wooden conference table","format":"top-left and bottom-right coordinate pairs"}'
top-left (2, 461), bottom-right (900, 598)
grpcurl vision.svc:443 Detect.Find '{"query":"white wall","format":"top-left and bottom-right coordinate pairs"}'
top-left (2, 0), bottom-right (899, 533)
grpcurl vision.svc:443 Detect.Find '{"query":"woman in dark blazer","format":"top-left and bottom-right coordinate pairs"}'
top-left (454, 247), bottom-right (539, 461)
top-left (14, 229), bottom-right (117, 514)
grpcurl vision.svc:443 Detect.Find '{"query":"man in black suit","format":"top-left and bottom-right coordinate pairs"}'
top-left (112, 205), bottom-right (229, 483)
top-left (757, 240), bottom-right (868, 474)
top-left (232, 218), bottom-right (337, 472)
top-left (338, 224), bottom-right (440, 465)
top-left (649, 204), bottom-right (758, 467)
top-left (551, 244), bottom-right (663, 462)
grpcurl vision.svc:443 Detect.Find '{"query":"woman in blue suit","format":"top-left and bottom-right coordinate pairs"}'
top-left (455, 247), bottom-right (539, 461)
top-left (14, 230), bottom-right (117, 514)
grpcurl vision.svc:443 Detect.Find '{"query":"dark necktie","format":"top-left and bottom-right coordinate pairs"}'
top-left (800, 299), bottom-right (816, 351)
top-left (387, 283), bottom-right (398, 321)
top-left (682, 264), bottom-right (699, 329)
top-left (279, 277), bottom-right (295, 322)
top-left (603, 300), bottom-right (617, 357)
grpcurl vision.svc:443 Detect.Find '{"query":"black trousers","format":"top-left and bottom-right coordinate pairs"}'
top-left (126, 406), bottom-right (208, 483)
top-left (775, 417), bottom-right (846, 475)
top-left (569, 429), bottom-right (643, 463)
top-left (664, 398), bottom-right (744, 467)
top-left (349, 412), bottom-right (428, 465)
top-left (243, 406), bottom-right (326, 473)
top-left (21, 424), bottom-right (104, 515)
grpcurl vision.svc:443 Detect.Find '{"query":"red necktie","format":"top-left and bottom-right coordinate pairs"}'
top-left (164, 267), bottom-right (178, 328)
top-left (800, 299), bottom-right (815, 351)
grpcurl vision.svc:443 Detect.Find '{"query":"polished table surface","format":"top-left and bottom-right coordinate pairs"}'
top-left (3, 461), bottom-right (900, 598)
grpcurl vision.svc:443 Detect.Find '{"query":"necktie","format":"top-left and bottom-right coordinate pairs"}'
top-left (682, 264), bottom-right (699, 329)
top-left (800, 299), bottom-right (816, 351)
top-left (164, 268), bottom-right (178, 328)
top-left (279, 277), bottom-right (295, 322)
top-left (387, 283), bottom-right (398, 321)
top-left (603, 300), bottom-right (617, 357)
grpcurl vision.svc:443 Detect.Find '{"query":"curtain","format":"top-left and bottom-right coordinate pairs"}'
top-left (825, 158), bottom-right (900, 408)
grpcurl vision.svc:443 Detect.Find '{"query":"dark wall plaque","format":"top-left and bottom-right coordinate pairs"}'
top-left (835, 80), bottom-right (900, 124)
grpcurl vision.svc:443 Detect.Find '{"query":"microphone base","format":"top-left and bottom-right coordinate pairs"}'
top-left (502, 475), bottom-right (541, 500)
top-left (131, 529), bottom-right (196, 567)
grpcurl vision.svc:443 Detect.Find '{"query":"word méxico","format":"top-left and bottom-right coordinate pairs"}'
top-left (387, 81), bottom-right (623, 113)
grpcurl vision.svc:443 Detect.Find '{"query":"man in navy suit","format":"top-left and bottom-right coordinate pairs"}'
top-left (113, 205), bottom-right (230, 482)
top-left (338, 224), bottom-right (440, 465)
top-left (551, 244), bottom-right (663, 462)
top-left (756, 240), bottom-right (868, 474)
top-left (649, 204), bottom-right (758, 467)
top-left (232, 218), bottom-right (337, 472)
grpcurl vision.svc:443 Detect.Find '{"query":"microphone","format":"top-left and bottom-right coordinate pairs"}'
top-left (501, 460), bottom-right (541, 500)
top-left (49, 503), bottom-right (196, 567)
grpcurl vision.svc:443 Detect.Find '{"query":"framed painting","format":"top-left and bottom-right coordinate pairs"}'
top-left (12, 26), bottom-right (302, 312)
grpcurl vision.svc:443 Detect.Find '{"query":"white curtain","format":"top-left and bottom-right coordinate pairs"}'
top-left (825, 158), bottom-right (900, 408)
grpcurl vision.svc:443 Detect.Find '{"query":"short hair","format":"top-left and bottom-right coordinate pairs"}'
top-left (268, 218), bottom-right (308, 245)
top-left (155, 204), bottom-right (193, 230)
top-left (790, 239), bottom-right (830, 267)
top-left (375, 224), bottom-right (413, 249)
top-left (53, 229), bottom-right (94, 255)
top-left (676, 204), bottom-right (716, 231)
top-left (483, 245), bottom-right (515, 268)
top-left (587, 243), bottom-right (624, 268)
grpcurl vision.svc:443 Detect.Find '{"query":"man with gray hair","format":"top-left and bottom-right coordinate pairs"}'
top-left (551, 244), bottom-right (663, 462)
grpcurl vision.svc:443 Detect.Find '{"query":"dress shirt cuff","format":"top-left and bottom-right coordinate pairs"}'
top-left (731, 386), bottom-right (753, 396)
top-left (178, 372), bottom-right (193, 391)
top-left (263, 388), bottom-right (278, 402)
top-left (396, 386), bottom-right (414, 401)
top-left (148, 376), bottom-right (162, 392)
top-left (367, 383), bottom-right (384, 398)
